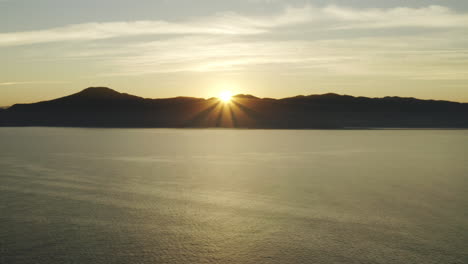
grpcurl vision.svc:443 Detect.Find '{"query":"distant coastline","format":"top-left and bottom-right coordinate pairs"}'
top-left (1, 126), bottom-right (467, 131)
top-left (1, 87), bottom-right (467, 129)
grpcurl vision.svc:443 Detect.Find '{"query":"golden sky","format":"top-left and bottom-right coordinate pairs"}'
top-left (1, 0), bottom-right (468, 105)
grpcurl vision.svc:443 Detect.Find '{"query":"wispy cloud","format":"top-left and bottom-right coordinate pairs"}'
top-left (324, 5), bottom-right (468, 29)
top-left (0, 81), bottom-right (69, 86)
top-left (1, 5), bottom-right (467, 47)
top-left (95, 33), bottom-right (467, 79)
top-left (0, 21), bottom-right (260, 47)
top-left (95, 36), bottom-right (357, 75)
top-left (2, 4), bottom-right (468, 85)
top-left (0, 6), bottom-right (313, 47)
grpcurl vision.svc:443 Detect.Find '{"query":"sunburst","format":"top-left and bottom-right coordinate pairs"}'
top-left (218, 90), bottom-right (233, 103)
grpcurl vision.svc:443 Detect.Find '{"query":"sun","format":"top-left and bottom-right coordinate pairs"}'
top-left (219, 90), bottom-right (233, 103)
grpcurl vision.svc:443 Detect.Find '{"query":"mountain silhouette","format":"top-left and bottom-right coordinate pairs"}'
top-left (1, 87), bottom-right (467, 128)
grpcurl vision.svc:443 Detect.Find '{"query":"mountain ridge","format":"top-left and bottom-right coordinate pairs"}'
top-left (1, 87), bottom-right (467, 128)
top-left (8, 87), bottom-right (468, 107)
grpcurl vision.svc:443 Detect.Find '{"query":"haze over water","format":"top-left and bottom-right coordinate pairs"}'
top-left (1, 128), bottom-right (467, 264)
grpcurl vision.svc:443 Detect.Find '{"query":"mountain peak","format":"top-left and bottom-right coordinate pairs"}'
top-left (67, 87), bottom-right (143, 101)
top-left (78, 87), bottom-right (121, 96)
top-left (233, 94), bottom-right (259, 99)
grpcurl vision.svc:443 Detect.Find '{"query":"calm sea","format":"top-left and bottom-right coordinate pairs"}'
top-left (0, 128), bottom-right (467, 264)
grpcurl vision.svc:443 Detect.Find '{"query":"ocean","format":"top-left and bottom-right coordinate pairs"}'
top-left (1, 128), bottom-right (467, 263)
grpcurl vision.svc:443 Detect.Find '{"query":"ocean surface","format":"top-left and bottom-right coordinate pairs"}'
top-left (0, 128), bottom-right (467, 264)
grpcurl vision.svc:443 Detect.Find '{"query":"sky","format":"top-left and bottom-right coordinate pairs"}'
top-left (1, 0), bottom-right (468, 105)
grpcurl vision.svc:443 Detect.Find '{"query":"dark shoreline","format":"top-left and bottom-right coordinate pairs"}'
top-left (1, 126), bottom-right (467, 130)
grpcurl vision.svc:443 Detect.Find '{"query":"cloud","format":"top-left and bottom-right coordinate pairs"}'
top-left (2, 4), bottom-right (468, 83)
top-left (1, 5), bottom-right (467, 47)
top-left (83, 32), bottom-right (466, 80)
top-left (0, 81), bottom-right (69, 86)
top-left (0, 21), bottom-right (262, 47)
top-left (0, 6), bottom-right (312, 47)
top-left (324, 5), bottom-right (468, 29)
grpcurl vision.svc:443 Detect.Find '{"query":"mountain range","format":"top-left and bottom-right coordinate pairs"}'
top-left (1, 87), bottom-right (467, 128)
